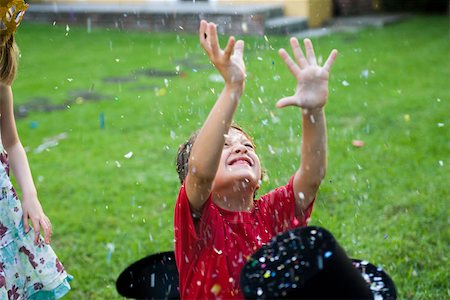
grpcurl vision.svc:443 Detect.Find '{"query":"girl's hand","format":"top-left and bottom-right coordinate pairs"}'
top-left (199, 20), bottom-right (246, 87)
top-left (276, 38), bottom-right (337, 110)
top-left (21, 195), bottom-right (52, 245)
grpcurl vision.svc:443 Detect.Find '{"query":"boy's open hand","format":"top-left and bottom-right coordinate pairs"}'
top-left (199, 20), bottom-right (246, 87)
top-left (277, 38), bottom-right (337, 110)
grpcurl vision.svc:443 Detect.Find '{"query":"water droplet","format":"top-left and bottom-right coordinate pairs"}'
top-left (360, 69), bottom-right (369, 79)
top-left (150, 273), bottom-right (155, 287)
top-left (241, 22), bottom-right (248, 33)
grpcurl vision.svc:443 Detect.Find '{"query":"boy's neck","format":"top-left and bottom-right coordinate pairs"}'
top-left (212, 183), bottom-right (255, 212)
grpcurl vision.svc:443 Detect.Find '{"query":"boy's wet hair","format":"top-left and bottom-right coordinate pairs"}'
top-left (176, 123), bottom-right (256, 184)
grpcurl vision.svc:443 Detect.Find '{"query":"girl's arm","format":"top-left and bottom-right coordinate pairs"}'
top-left (185, 20), bottom-right (246, 212)
top-left (276, 38), bottom-right (337, 218)
top-left (0, 84), bottom-right (52, 244)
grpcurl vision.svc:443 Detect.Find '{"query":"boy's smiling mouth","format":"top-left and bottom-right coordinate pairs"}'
top-left (228, 156), bottom-right (253, 167)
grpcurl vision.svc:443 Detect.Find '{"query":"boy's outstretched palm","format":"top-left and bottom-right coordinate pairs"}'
top-left (277, 38), bottom-right (337, 110)
top-left (199, 20), bottom-right (246, 86)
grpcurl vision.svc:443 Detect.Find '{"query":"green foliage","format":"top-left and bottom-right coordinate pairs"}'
top-left (12, 16), bottom-right (448, 299)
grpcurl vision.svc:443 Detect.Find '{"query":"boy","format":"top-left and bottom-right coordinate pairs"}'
top-left (174, 20), bottom-right (337, 299)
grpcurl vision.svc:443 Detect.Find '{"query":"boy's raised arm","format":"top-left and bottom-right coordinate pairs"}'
top-left (185, 20), bottom-right (246, 212)
top-left (277, 38), bottom-right (337, 218)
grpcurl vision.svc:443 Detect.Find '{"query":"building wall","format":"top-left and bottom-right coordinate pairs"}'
top-left (220, 0), bottom-right (332, 26)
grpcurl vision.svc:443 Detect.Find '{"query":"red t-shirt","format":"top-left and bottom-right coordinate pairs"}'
top-left (174, 176), bottom-right (314, 299)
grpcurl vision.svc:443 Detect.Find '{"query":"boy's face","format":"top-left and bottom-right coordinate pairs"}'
top-left (212, 128), bottom-right (261, 194)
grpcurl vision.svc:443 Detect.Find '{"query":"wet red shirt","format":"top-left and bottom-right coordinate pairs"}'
top-left (174, 176), bottom-right (314, 299)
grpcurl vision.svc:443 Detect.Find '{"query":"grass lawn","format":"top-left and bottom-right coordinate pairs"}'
top-left (10, 15), bottom-right (448, 299)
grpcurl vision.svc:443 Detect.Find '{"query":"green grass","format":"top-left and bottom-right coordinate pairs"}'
top-left (10, 15), bottom-right (449, 298)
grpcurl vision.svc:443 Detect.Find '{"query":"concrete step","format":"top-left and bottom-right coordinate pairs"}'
top-left (265, 16), bottom-right (308, 35)
top-left (26, 2), bottom-right (286, 35)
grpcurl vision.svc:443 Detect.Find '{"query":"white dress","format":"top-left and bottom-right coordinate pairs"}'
top-left (0, 146), bottom-right (72, 299)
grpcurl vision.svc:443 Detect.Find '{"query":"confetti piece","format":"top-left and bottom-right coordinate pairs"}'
top-left (211, 284), bottom-right (221, 296)
top-left (352, 140), bottom-right (365, 148)
top-left (403, 114), bottom-right (410, 122)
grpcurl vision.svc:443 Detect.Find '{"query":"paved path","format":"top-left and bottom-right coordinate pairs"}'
top-left (294, 14), bottom-right (410, 38)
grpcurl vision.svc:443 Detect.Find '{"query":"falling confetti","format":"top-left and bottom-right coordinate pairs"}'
top-left (210, 284), bottom-right (221, 296)
top-left (34, 133), bottom-right (68, 154)
top-left (352, 140), bottom-right (365, 148)
top-left (99, 112), bottom-right (105, 129)
top-left (106, 243), bottom-right (115, 264)
top-left (208, 74), bottom-right (224, 83)
top-left (403, 114), bottom-right (410, 122)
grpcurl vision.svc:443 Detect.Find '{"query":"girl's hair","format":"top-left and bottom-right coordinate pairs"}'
top-left (0, 33), bottom-right (18, 85)
top-left (176, 123), bottom-right (257, 184)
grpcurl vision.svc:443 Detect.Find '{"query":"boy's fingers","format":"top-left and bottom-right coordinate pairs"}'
top-left (223, 36), bottom-right (236, 60)
top-left (276, 96), bottom-right (298, 108)
top-left (323, 49), bottom-right (338, 72)
top-left (303, 39), bottom-right (317, 66)
top-left (279, 48), bottom-right (301, 80)
top-left (208, 23), bottom-right (220, 56)
top-left (234, 40), bottom-right (244, 58)
top-left (290, 37), bottom-right (307, 69)
top-left (199, 20), bottom-right (207, 41)
top-left (199, 20), bottom-right (208, 49)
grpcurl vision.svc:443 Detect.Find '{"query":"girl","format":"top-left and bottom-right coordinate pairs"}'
top-left (0, 1), bottom-right (72, 299)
